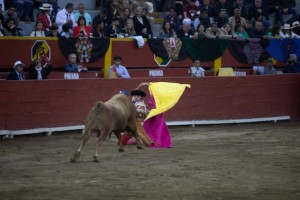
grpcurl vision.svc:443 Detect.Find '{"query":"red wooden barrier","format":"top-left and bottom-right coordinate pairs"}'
top-left (0, 74), bottom-right (299, 132)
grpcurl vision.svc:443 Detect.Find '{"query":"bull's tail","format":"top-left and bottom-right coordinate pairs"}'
top-left (81, 101), bottom-right (105, 139)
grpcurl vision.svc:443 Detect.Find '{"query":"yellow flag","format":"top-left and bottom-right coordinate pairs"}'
top-left (145, 82), bottom-right (191, 120)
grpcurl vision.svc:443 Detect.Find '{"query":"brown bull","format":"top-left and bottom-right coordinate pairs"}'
top-left (70, 93), bottom-right (142, 163)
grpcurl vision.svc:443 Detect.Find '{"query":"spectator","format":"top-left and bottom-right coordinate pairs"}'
top-left (267, 23), bottom-right (281, 38)
top-left (158, 20), bottom-right (175, 38)
top-left (228, 8), bottom-right (247, 31)
top-left (199, 0), bottom-right (214, 18)
top-left (250, 12), bottom-right (270, 31)
top-left (189, 59), bottom-right (205, 77)
top-left (0, 13), bottom-right (4, 36)
top-left (252, 58), bottom-right (277, 75)
top-left (194, 8), bottom-right (212, 30)
top-left (121, 18), bottom-right (136, 37)
top-left (91, 19), bottom-right (106, 38)
top-left (93, 8), bottom-right (111, 28)
top-left (108, 55), bottom-right (130, 78)
top-left (248, 20), bottom-right (267, 38)
top-left (73, 16), bottom-right (91, 37)
top-left (28, 56), bottom-right (52, 80)
top-left (233, 0), bottom-right (248, 19)
top-left (119, 7), bottom-right (131, 29)
top-left (220, 23), bottom-right (236, 39)
top-left (60, 23), bottom-right (72, 38)
top-left (12, 0), bottom-right (34, 22)
top-left (0, 0), bottom-right (5, 13)
top-left (278, 0), bottom-right (298, 25)
top-left (176, 18), bottom-right (194, 38)
top-left (7, 60), bottom-right (25, 80)
top-left (163, 7), bottom-right (180, 32)
top-left (279, 23), bottom-right (299, 38)
top-left (193, 24), bottom-right (207, 38)
top-left (112, 0), bottom-right (130, 20)
top-left (131, 0), bottom-right (154, 29)
top-left (234, 23), bottom-right (249, 39)
top-left (205, 22), bottom-right (223, 38)
top-left (282, 54), bottom-right (300, 73)
top-left (30, 20), bottom-right (45, 37)
top-left (46, 23), bottom-right (59, 37)
top-left (215, 9), bottom-right (229, 28)
top-left (163, 0), bottom-right (184, 21)
top-left (47, 0), bottom-right (58, 22)
top-left (36, 3), bottom-right (52, 32)
top-left (247, 0), bottom-right (269, 21)
top-left (132, 6), bottom-right (152, 38)
top-left (74, 3), bottom-right (92, 26)
top-left (34, 0), bottom-right (58, 22)
top-left (55, 3), bottom-right (76, 32)
top-left (214, 0), bottom-right (234, 18)
top-left (104, 16), bottom-right (122, 37)
top-left (2, 5), bottom-right (19, 26)
top-left (2, 17), bottom-right (24, 36)
top-left (183, 0), bottom-right (199, 26)
top-left (64, 53), bottom-right (88, 72)
top-left (267, 0), bottom-right (281, 25)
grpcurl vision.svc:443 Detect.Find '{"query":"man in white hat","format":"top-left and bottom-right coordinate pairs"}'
top-left (6, 61), bottom-right (25, 80)
top-left (36, 3), bottom-right (52, 32)
top-left (280, 23), bottom-right (299, 38)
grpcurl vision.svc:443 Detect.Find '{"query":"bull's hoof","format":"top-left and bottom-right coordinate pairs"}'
top-left (70, 152), bottom-right (81, 163)
top-left (137, 145), bottom-right (143, 149)
top-left (93, 156), bottom-right (99, 162)
top-left (119, 148), bottom-right (125, 152)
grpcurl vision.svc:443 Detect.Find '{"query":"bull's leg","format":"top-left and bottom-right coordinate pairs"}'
top-left (114, 132), bottom-right (125, 152)
top-left (134, 133), bottom-right (143, 149)
top-left (70, 128), bottom-right (92, 163)
top-left (93, 134), bottom-right (106, 162)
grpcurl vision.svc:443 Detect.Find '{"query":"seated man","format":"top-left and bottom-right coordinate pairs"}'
top-left (28, 56), bottom-right (52, 80)
top-left (64, 53), bottom-right (88, 72)
top-left (108, 55), bottom-right (130, 78)
top-left (253, 58), bottom-right (277, 75)
top-left (189, 59), bottom-right (205, 77)
top-left (7, 60), bottom-right (26, 80)
top-left (283, 54), bottom-right (300, 73)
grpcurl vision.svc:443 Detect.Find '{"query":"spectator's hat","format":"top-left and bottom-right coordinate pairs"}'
top-left (131, 90), bottom-right (146, 97)
top-left (39, 3), bottom-right (52, 10)
top-left (292, 21), bottom-right (300, 28)
top-left (282, 24), bottom-right (291, 30)
top-left (14, 61), bottom-right (25, 69)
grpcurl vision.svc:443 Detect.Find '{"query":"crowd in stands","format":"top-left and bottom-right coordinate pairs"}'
top-left (0, 0), bottom-right (299, 39)
top-left (1, 0), bottom-right (300, 80)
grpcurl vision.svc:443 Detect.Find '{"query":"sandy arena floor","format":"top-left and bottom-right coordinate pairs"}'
top-left (0, 121), bottom-right (300, 200)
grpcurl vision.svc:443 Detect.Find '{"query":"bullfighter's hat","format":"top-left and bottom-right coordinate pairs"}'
top-left (131, 90), bottom-right (146, 97)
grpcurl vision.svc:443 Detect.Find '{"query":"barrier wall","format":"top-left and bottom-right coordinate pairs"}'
top-left (0, 75), bottom-right (300, 133)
